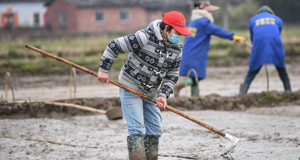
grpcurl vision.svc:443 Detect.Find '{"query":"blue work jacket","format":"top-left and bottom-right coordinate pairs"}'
top-left (248, 12), bottom-right (286, 72)
top-left (179, 18), bottom-right (233, 79)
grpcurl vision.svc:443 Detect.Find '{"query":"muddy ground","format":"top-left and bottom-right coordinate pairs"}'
top-left (0, 65), bottom-right (300, 159)
top-left (0, 106), bottom-right (299, 160)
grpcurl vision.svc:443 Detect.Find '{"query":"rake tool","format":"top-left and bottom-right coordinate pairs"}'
top-left (25, 44), bottom-right (239, 155)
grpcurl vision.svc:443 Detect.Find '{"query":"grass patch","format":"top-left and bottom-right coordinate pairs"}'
top-left (227, 43), bottom-right (250, 58)
top-left (255, 92), bottom-right (291, 106)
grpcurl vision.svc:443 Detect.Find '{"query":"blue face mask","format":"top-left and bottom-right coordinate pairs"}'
top-left (168, 32), bottom-right (181, 44)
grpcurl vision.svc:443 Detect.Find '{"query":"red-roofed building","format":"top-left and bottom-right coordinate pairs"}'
top-left (45, 0), bottom-right (190, 33)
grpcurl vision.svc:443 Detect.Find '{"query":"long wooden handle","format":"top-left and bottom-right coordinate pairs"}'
top-left (25, 45), bottom-right (226, 137)
top-left (44, 102), bottom-right (106, 114)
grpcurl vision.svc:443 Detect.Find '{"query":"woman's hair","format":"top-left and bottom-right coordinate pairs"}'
top-left (194, 2), bottom-right (200, 9)
top-left (160, 14), bottom-right (173, 32)
top-left (159, 21), bottom-right (173, 32)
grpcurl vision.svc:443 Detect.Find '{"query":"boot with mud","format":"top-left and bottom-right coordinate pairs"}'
top-left (239, 83), bottom-right (250, 96)
top-left (174, 83), bottom-right (185, 97)
top-left (191, 85), bottom-right (199, 97)
top-left (144, 135), bottom-right (159, 160)
top-left (283, 82), bottom-right (292, 93)
top-left (127, 135), bottom-right (146, 160)
top-left (174, 77), bottom-right (194, 97)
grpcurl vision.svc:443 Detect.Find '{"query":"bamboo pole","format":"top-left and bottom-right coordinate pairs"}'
top-left (6, 72), bottom-right (15, 101)
top-left (5, 100), bottom-right (106, 114)
top-left (29, 97), bottom-right (33, 112)
top-left (44, 102), bottom-right (106, 114)
top-left (68, 68), bottom-right (77, 99)
top-left (5, 73), bottom-right (8, 102)
top-left (69, 68), bottom-right (73, 98)
top-left (73, 68), bottom-right (77, 98)
top-left (6, 98), bottom-right (83, 104)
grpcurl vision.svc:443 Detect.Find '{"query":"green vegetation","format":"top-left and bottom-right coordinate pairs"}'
top-left (0, 36), bottom-right (128, 75)
top-left (0, 27), bottom-right (300, 75)
top-left (254, 92), bottom-right (291, 106)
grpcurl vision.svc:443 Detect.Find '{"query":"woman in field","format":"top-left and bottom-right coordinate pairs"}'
top-left (97, 11), bottom-right (192, 159)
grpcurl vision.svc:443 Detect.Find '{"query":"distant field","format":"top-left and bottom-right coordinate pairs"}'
top-left (0, 27), bottom-right (299, 75)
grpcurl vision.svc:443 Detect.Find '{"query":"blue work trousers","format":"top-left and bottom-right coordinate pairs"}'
top-left (244, 65), bottom-right (290, 85)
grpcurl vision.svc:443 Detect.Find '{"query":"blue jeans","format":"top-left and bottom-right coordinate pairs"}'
top-left (119, 88), bottom-right (162, 138)
top-left (244, 66), bottom-right (290, 85)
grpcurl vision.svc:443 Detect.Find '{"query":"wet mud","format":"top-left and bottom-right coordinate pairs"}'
top-left (1, 65), bottom-right (300, 159)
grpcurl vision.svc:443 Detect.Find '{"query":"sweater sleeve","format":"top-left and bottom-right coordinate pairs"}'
top-left (98, 30), bottom-right (148, 73)
top-left (158, 49), bottom-right (182, 99)
top-left (204, 22), bottom-right (234, 40)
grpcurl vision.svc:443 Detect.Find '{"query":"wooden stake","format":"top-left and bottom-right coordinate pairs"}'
top-left (69, 68), bottom-right (73, 98)
top-left (29, 97), bottom-right (33, 112)
top-left (5, 73), bottom-right (8, 102)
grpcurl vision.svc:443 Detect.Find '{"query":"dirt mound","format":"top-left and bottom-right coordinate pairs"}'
top-left (1, 91), bottom-right (300, 119)
top-left (0, 98), bottom-right (121, 119)
top-left (169, 91), bottom-right (300, 111)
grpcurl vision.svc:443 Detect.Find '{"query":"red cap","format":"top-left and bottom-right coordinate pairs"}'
top-left (162, 11), bottom-right (192, 36)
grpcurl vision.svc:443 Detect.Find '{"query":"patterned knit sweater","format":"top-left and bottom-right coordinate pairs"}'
top-left (99, 19), bottom-right (182, 99)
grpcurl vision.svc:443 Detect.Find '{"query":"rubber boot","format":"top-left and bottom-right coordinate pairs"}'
top-left (174, 78), bottom-right (193, 97)
top-left (144, 135), bottom-right (159, 160)
top-left (174, 83), bottom-right (184, 97)
top-left (283, 82), bottom-right (292, 93)
top-left (191, 85), bottom-right (199, 97)
top-left (239, 83), bottom-right (250, 95)
top-left (127, 135), bottom-right (146, 160)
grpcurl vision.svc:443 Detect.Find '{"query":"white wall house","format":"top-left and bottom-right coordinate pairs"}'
top-left (0, 0), bottom-right (47, 28)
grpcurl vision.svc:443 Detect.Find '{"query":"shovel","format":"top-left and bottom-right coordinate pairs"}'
top-left (25, 44), bottom-right (239, 155)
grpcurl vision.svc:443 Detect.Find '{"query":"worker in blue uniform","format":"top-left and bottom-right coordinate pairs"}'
top-left (175, 1), bottom-right (245, 97)
top-left (239, 5), bottom-right (292, 95)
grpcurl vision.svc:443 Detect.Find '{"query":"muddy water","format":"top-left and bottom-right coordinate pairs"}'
top-left (1, 65), bottom-right (299, 101)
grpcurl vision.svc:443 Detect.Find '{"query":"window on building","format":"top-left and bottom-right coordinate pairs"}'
top-left (59, 11), bottom-right (67, 27)
top-left (95, 10), bottom-right (105, 23)
top-left (120, 9), bottom-right (129, 22)
top-left (34, 13), bottom-right (40, 26)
